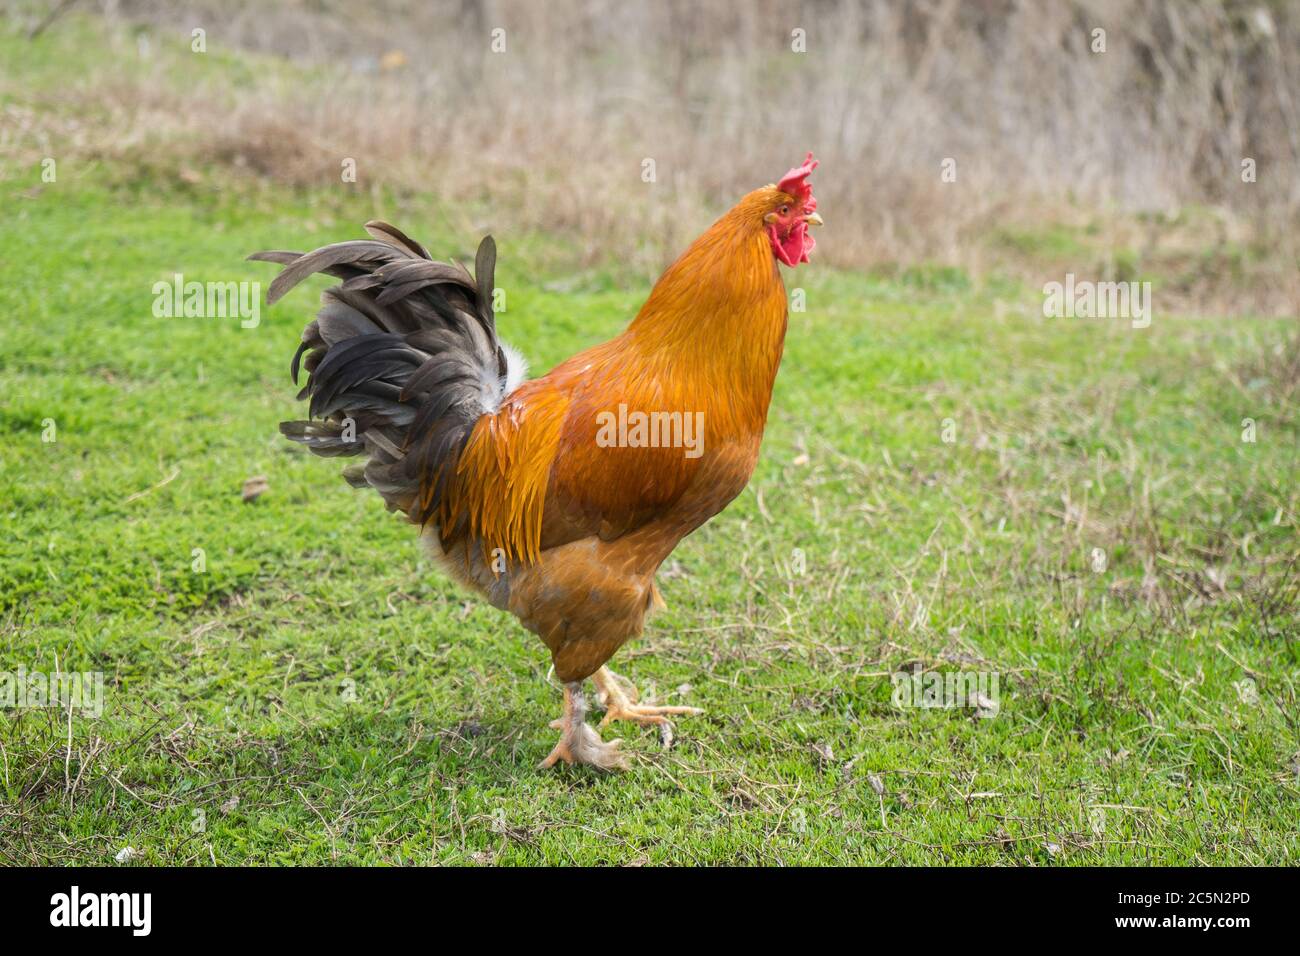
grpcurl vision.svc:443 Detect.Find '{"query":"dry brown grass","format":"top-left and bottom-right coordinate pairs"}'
top-left (6, 0), bottom-right (1299, 310)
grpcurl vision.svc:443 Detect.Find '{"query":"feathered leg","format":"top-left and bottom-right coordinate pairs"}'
top-left (593, 667), bottom-right (703, 728)
top-left (539, 682), bottom-right (627, 771)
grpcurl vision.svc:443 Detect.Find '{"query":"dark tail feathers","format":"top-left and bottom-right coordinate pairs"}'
top-left (250, 222), bottom-right (526, 520)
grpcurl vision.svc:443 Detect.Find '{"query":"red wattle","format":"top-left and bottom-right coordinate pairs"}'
top-left (769, 222), bottom-right (815, 267)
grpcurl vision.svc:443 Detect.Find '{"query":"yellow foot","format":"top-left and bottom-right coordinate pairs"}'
top-left (539, 683), bottom-right (628, 771)
top-left (593, 666), bottom-right (703, 728)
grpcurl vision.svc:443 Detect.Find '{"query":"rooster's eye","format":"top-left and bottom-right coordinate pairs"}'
top-left (779, 205), bottom-right (790, 216)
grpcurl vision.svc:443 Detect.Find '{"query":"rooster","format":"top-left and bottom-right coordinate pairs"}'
top-left (252, 154), bottom-right (821, 769)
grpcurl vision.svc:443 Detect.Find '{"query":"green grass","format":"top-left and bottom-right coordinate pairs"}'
top-left (2, 23), bottom-right (1298, 866)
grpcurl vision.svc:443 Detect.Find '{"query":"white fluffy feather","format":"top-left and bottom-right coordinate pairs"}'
top-left (499, 340), bottom-right (529, 398)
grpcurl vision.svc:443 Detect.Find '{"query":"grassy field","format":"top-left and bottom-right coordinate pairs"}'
top-left (2, 22), bottom-right (1298, 865)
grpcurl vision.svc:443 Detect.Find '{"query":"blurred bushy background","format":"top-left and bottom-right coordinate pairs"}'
top-left (5, 0), bottom-right (1298, 308)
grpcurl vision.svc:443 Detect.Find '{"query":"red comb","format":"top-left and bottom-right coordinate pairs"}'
top-left (777, 152), bottom-right (818, 202)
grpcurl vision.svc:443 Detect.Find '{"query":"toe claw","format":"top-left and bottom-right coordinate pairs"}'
top-left (601, 703), bottom-right (704, 728)
top-left (538, 743), bottom-right (573, 769)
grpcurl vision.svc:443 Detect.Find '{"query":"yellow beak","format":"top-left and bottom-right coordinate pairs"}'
top-left (803, 211), bottom-right (824, 226)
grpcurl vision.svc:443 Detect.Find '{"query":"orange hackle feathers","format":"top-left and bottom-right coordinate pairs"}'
top-left (434, 383), bottom-right (569, 565)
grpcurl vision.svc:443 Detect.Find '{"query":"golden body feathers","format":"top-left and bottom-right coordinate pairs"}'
top-left (432, 188), bottom-right (791, 680)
